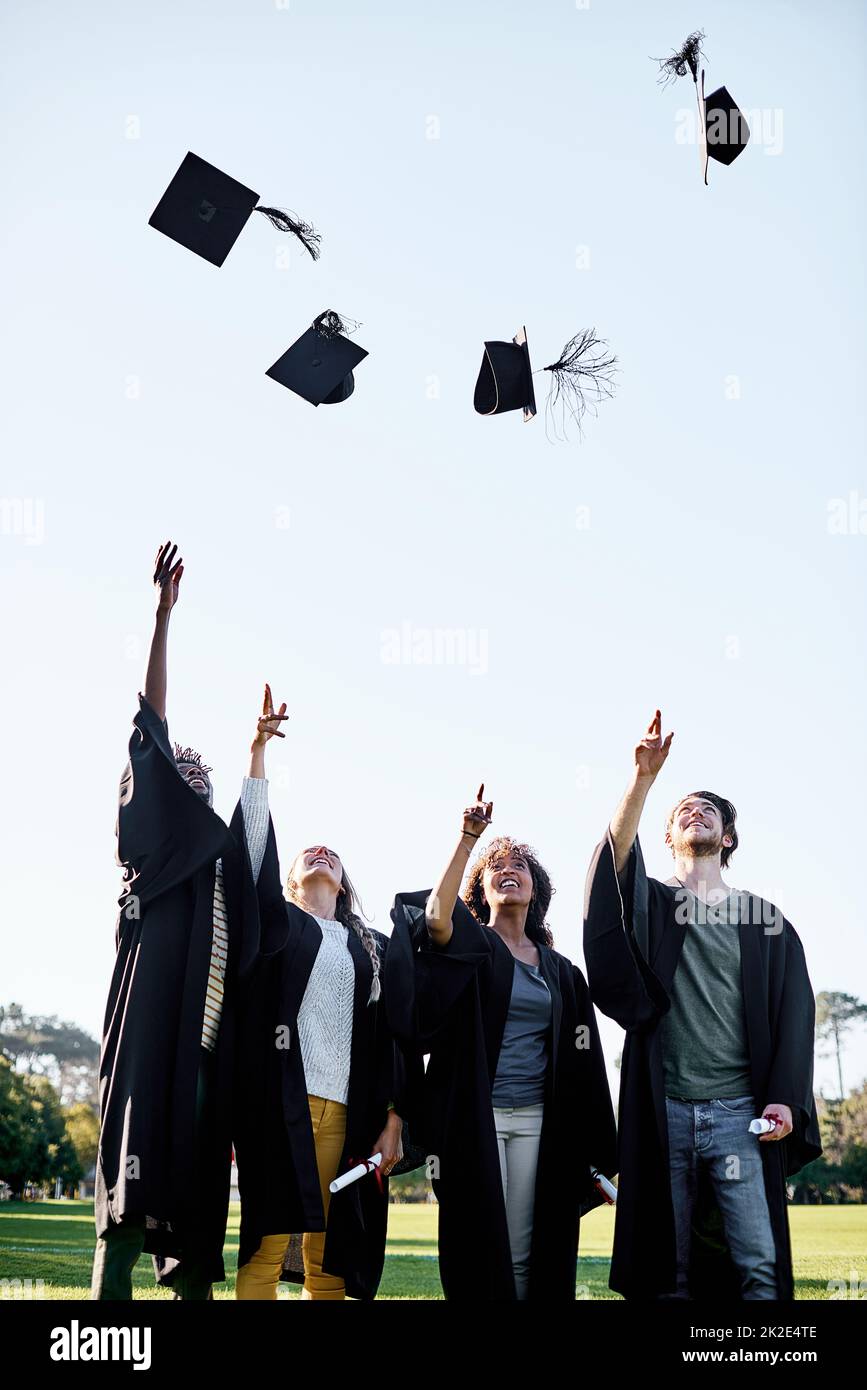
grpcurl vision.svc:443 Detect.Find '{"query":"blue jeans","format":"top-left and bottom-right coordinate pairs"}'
top-left (665, 1095), bottom-right (778, 1300)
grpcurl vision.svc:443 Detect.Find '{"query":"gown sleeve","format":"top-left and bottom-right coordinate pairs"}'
top-left (226, 795), bottom-right (289, 980)
top-left (765, 922), bottom-right (823, 1175)
top-left (369, 932), bottom-right (399, 1119)
top-left (385, 890), bottom-right (491, 1051)
top-left (572, 963), bottom-right (619, 1204)
top-left (339, 929), bottom-right (423, 1177)
top-left (116, 693), bottom-right (231, 914)
top-left (582, 830), bottom-right (670, 1032)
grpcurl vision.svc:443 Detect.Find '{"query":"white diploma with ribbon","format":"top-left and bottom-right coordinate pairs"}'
top-left (329, 1153), bottom-right (383, 1194)
top-left (748, 1117), bottom-right (779, 1135)
top-left (590, 1165), bottom-right (618, 1204)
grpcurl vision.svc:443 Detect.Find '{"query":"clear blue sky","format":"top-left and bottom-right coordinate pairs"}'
top-left (2, 0), bottom-right (866, 1099)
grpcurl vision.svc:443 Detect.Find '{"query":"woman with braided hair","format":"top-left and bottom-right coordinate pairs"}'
top-left (386, 788), bottom-right (617, 1302)
top-left (233, 835), bottom-right (409, 1300)
top-left (91, 542), bottom-right (288, 1301)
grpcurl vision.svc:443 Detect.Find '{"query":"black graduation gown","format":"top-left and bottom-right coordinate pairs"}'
top-left (95, 694), bottom-right (283, 1287)
top-left (234, 905), bottom-right (404, 1300)
top-left (583, 831), bottom-right (822, 1301)
top-left (385, 891), bottom-right (618, 1303)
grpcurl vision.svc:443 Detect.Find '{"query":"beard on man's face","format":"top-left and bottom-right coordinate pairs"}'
top-left (672, 824), bottom-right (723, 860)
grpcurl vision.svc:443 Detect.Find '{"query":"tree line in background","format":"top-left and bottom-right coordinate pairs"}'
top-left (0, 1004), bottom-right (99, 1198)
top-left (791, 992), bottom-right (867, 1204)
top-left (0, 994), bottom-right (865, 1203)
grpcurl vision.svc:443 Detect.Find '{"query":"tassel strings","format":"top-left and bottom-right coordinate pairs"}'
top-left (253, 205), bottom-right (322, 260)
top-left (541, 328), bottom-right (618, 443)
top-left (313, 309), bottom-right (361, 339)
top-left (653, 30), bottom-right (706, 87)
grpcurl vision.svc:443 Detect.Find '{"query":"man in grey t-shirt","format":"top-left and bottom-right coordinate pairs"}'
top-left (657, 881), bottom-right (777, 1297)
top-left (584, 710), bottom-right (820, 1301)
top-left (660, 886), bottom-right (753, 1102)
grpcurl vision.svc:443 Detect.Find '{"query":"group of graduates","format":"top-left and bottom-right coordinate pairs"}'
top-left (91, 542), bottom-right (821, 1303)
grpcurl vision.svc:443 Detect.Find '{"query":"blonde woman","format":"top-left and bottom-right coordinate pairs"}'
top-left (234, 837), bottom-right (407, 1300)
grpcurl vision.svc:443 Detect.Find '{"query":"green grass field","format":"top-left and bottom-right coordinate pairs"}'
top-left (0, 1201), bottom-right (862, 1300)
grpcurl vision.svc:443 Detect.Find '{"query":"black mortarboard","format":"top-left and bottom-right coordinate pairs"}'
top-left (149, 151), bottom-right (321, 266)
top-left (474, 326), bottom-right (617, 440)
top-left (266, 311), bottom-right (368, 405)
top-left (654, 32), bottom-right (749, 185)
top-left (703, 85), bottom-right (750, 169)
top-left (474, 327), bottom-right (537, 421)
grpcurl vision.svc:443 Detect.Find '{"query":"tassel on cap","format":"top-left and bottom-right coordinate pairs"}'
top-left (655, 30), bottom-right (706, 85)
top-left (543, 329), bottom-right (618, 437)
top-left (253, 206), bottom-right (322, 260)
top-left (313, 309), bottom-right (361, 339)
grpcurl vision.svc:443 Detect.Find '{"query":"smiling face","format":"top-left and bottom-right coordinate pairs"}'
top-left (177, 761), bottom-right (213, 804)
top-left (482, 847), bottom-right (534, 912)
top-left (464, 835), bottom-right (554, 946)
top-left (290, 845), bottom-right (344, 895)
top-left (666, 795), bottom-right (731, 861)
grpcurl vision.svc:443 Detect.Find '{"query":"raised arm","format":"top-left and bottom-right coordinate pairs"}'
top-left (242, 683), bottom-right (287, 883)
top-left (610, 709), bottom-right (674, 875)
top-left (425, 784), bottom-right (493, 947)
top-left (248, 682), bottom-right (287, 780)
top-left (143, 541), bottom-right (184, 722)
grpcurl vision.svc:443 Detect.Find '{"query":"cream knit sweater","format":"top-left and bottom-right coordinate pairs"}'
top-left (297, 916), bottom-right (355, 1105)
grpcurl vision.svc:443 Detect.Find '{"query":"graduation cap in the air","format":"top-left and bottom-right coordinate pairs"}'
top-left (474, 327), bottom-right (537, 422)
top-left (655, 31), bottom-right (750, 185)
top-left (474, 325), bottom-right (617, 439)
top-left (149, 151), bottom-right (321, 267)
top-left (266, 310), bottom-right (368, 405)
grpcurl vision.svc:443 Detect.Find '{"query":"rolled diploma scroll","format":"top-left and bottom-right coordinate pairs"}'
top-left (590, 1166), bottom-right (618, 1204)
top-left (749, 1117), bottom-right (780, 1135)
top-left (329, 1152), bottom-right (383, 1194)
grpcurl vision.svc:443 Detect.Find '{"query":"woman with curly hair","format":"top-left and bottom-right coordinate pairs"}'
top-left (233, 835), bottom-right (411, 1301)
top-left (386, 788), bottom-right (617, 1302)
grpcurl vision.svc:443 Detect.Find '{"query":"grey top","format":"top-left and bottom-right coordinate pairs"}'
top-left (660, 887), bottom-right (753, 1100)
top-left (491, 958), bottom-right (553, 1109)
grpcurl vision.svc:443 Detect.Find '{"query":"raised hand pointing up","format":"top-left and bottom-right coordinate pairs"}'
top-left (462, 783), bottom-right (494, 841)
top-left (250, 682), bottom-right (288, 779)
top-left (253, 683), bottom-right (288, 747)
top-left (634, 709), bottom-right (674, 782)
top-left (426, 783), bottom-right (494, 947)
top-left (609, 709), bottom-right (674, 875)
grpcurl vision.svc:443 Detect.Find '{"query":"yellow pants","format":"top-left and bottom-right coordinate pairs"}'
top-left (236, 1094), bottom-right (348, 1301)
